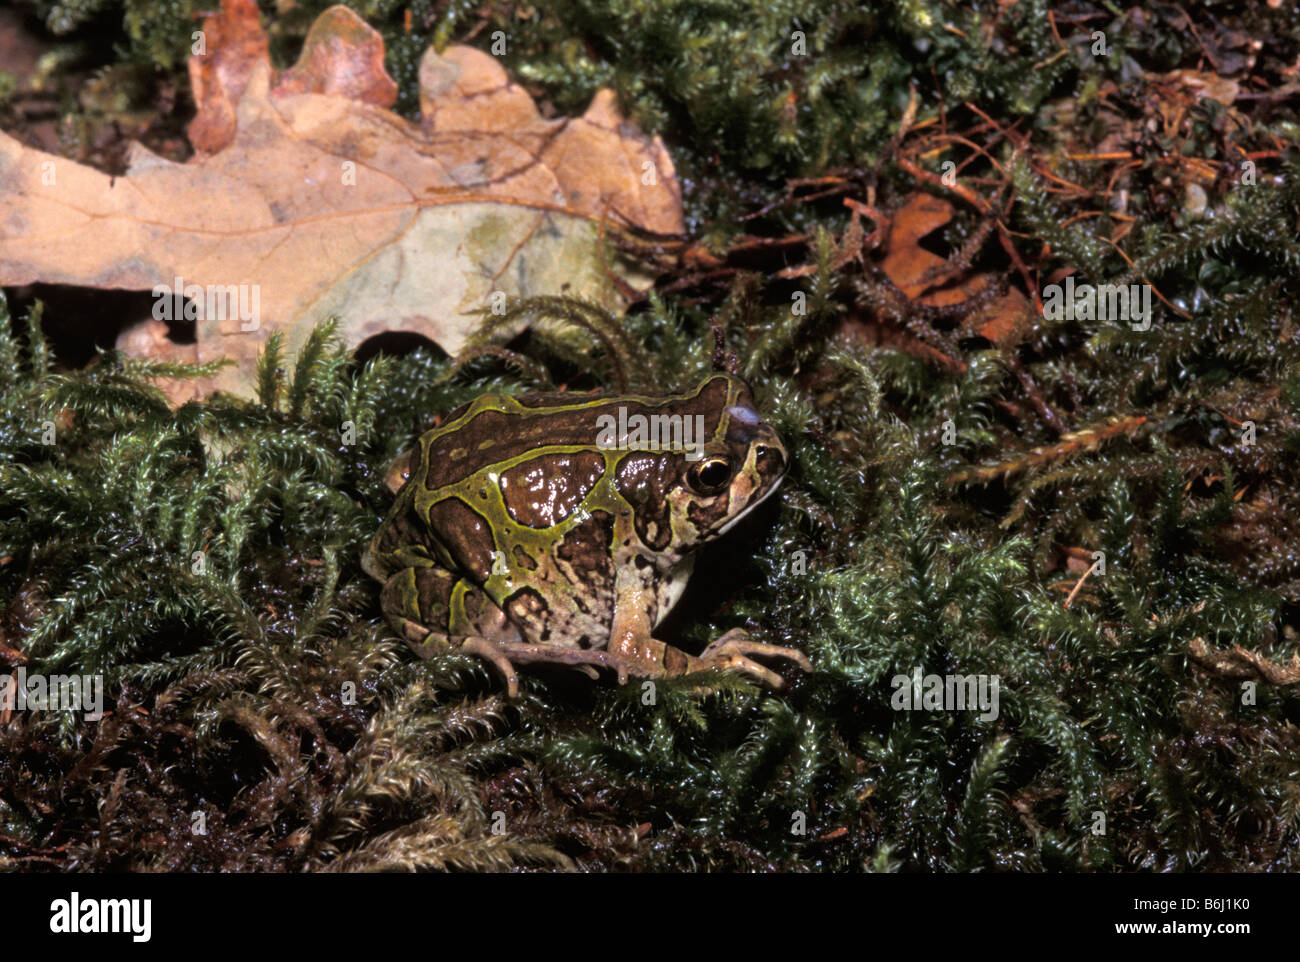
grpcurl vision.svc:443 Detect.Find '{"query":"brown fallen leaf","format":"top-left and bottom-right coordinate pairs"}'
top-left (879, 192), bottom-right (1031, 346)
top-left (843, 192), bottom-right (1033, 373)
top-left (1160, 69), bottom-right (1241, 108)
top-left (1187, 637), bottom-right (1300, 685)
top-left (0, 0), bottom-right (683, 401)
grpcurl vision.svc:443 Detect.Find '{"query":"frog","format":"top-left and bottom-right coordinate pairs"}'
top-left (362, 373), bottom-right (812, 697)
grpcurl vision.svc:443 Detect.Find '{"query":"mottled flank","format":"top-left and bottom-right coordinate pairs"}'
top-left (412, 565), bottom-right (456, 625)
top-left (505, 586), bottom-right (550, 640)
top-left (556, 509), bottom-right (615, 617)
top-left (373, 511), bottom-right (412, 558)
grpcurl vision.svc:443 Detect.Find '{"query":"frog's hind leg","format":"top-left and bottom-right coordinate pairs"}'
top-left (385, 562), bottom-right (686, 696)
top-left (475, 641), bottom-right (631, 684)
top-left (383, 565), bottom-right (616, 696)
top-left (382, 564), bottom-right (527, 695)
top-left (408, 625), bottom-right (622, 696)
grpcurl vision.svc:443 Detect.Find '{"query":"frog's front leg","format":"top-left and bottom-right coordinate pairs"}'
top-left (611, 628), bottom-right (811, 689)
top-left (605, 568), bottom-right (812, 689)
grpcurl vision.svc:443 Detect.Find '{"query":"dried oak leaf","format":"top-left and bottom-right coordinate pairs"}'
top-left (0, 1), bottom-right (683, 401)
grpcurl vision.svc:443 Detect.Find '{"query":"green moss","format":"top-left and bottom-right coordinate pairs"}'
top-left (3, 0), bottom-right (1300, 872)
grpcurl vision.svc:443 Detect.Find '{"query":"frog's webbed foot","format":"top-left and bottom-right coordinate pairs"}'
top-left (692, 628), bottom-right (813, 689)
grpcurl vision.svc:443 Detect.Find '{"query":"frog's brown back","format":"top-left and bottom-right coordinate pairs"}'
top-left (415, 376), bottom-right (744, 494)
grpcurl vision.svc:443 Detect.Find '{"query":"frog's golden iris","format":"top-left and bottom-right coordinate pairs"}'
top-left (363, 374), bottom-right (812, 696)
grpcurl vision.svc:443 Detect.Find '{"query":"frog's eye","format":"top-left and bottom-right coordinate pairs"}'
top-left (687, 457), bottom-right (733, 495)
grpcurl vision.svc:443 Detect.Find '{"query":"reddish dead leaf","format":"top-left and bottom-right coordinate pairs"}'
top-left (274, 6), bottom-right (398, 108)
top-left (844, 313), bottom-right (966, 375)
top-left (880, 192), bottom-right (1031, 346)
top-left (187, 0), bottom-right (270, 154)
top-left (0, 1), bottom-right (683, 402)
top-left (880, 192), bottom-right (957, 300)
top-left (190, 2), bottom-right (397, 155)
top-left (1062, 546), bottom-right (1097, 574)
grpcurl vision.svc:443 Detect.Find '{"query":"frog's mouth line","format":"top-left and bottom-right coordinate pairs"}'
top-left (716, 475), bottom-right (784, 536)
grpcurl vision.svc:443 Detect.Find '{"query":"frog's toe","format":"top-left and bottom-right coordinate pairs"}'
top-left (462, 637), bottom-right (520, 698)
top-left (699, 652), bottom-right (787, 689)
top-left (760, 645), bottom-right (814, 673)
top-left (701, 632), bottom-right (813, 675)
